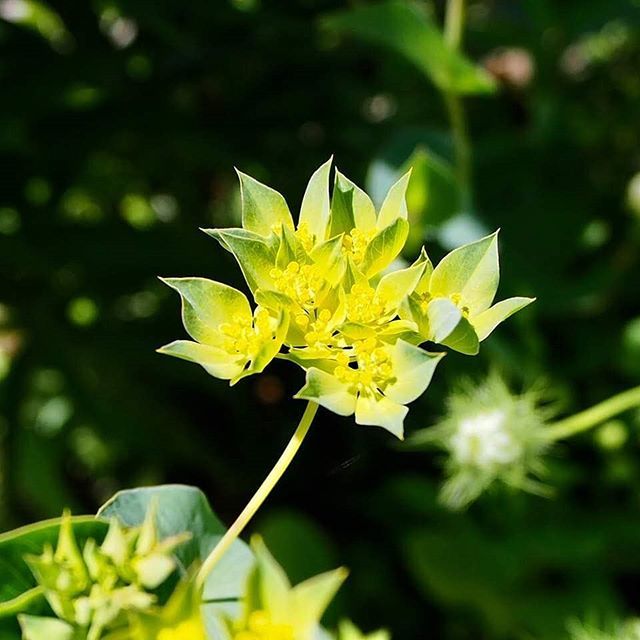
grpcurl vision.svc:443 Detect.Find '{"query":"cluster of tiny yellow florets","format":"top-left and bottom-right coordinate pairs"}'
top-left (341, 228), bottom-right (374, 265)
top-left (220, 309), bottom-right (272, 359)
top-left (233, 611), bottom-right (293, 640)
top-left (270, 261), bottom-right (323, 312)
top-left (345, 283), bottom-right (387, 325)
top-left (157, 619), bottom-right (205, 640)
top-left (334, 338), bottom-right (394, 394)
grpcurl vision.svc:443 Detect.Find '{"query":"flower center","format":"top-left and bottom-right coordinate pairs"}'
top-left (294, 223), bottom-right (315, 253)
top-left (334, 338), bottom-right (394, 394)
top-left (303, 308), bottom-right (336, 349)
top-left (219, 309), bottom-right (272, 360)
top-left (341, 228), bottom-right (374, 264)
top-left (233, 610), bottom-right (294, 640)
top-left (270, 261), bottom-right (323, 312)
top-left (345, 283), bottom-right (387, 324)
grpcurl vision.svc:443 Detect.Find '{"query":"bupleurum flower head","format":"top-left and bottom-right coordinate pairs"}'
top-left (159, 159), bottom-right (533, 439)
top-left (407, 374), bottom-right (552, 509)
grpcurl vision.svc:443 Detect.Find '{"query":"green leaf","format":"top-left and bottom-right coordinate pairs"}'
top-left (0, 517), bottom-right (108, 618)
top-left (299, 157), bottom-right (332, 243)
top-left (18, 615), bottom-right (76, 640)
top-left (429, 232), bottom-right (499, 315)
top-left (237, 170), bottom-right (293, 237)
top-left (360, 218), bottom-right (409, 278)
top-left (203, 228), bottom-right (276, 293)
top-left (329, 175), bottom-right (356, 237)
top-left (472, 297), bottom-right (535, 341)
top-left (377, 170), bottom-right (411, 230)
top-left (97, 485), bottom-right (253, 602)
top-left (354, 395), bottom-right (407, 440)
top-left (323, 1), bottom-right (496, 95)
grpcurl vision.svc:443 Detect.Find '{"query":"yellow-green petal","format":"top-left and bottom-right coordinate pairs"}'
top-left (429, 231), bottom-right (499, 315)
top-left (237, 170), bottom-right (294, 237)
top-left (252, 536), bottom-right (293, 624)
top-left (355, 394), bottom-right (407, 440)
top-left (299, 157), bottom-right (332, 243)
top-left (385, 339), bottom-right (444, 405)
top-left (339, 620), bottom-right (391, 640)
top-left (295, 368), bottom-right (357, 417)
top-left (19, 615), bottom-right (75, 640)
top-left (472, 296), bottom-right (535, 341)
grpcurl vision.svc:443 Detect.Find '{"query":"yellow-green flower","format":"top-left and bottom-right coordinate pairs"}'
top-left (159, 160), bottom-right (533, 439)
top-left (158, 278), bottom-right (288, 385)
top-left (221, 536), bottom-right (347, 640)
top-left (400, 232), bottom-right (534, 354)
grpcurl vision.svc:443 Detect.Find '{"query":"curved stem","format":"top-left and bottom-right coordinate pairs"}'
top-left (546, 385), bottom-right (640, 441)
top-left (196, 401), bottom-right (319, 589)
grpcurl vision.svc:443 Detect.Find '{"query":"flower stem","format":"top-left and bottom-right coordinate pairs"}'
top-left (442, 0), bottom-right (472, 209)
top-left (196, 400), bottom-right (319, 589)
top-left (546, 385), bottom-right (640, 441)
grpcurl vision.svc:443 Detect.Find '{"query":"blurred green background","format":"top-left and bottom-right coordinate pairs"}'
top-left (1, 0), bottom-right (640, 638)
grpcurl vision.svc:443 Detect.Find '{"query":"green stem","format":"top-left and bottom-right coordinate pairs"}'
top-left (196, 401), bottom-right (319, 589)
top-left (442, 0), bottom-right (472, 209)
top-left (445, 0), bottom-right (465, 50)
top-left (546, 385), bottom-right (640, 441)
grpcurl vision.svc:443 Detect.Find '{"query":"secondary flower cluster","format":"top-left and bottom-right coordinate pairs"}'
top-left (159, 159), bottom-right (533, 439)
top-left (20, 506), bottom-right (189, 640)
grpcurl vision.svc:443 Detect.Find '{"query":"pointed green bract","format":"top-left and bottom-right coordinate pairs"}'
top-left (299, 157), bottom-right (333, 243)
top-left (338, 619), bottom-right (391, 640)
top-left (19, 615), bottom-right (76, 640)
top-left (377, 170), bottom-right (411, 229)
top-left (429, 231), bottom-right (499, 315)
top-left (360, 218), bottom-right (409, 277)
top-left (237, 170), bottom-right (293, 237)
top-left (473, 296), bottom-right (535, 341)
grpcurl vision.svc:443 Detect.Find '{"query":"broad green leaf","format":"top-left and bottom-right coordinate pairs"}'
top-left (360, 218), bottom-right (409, 277)
top-left (156, 340), bottom-right (244, 380)
top-left (334, 170), bottom-right (376, 231)
top-left (237, 170), bottom-right (293, 237)
top-left (403, 147), bottom-right (461, 254)
top-left (295, 369), bottom-right (356, 417)
top-left (0, 517), bottom-right (108, 618)
top-left (203, 228), bottom-right (276, 293)
top-left (323, 1), bottom-right (496, 95)
top-left (377, 171), bottom-right (411, 229)
top-left (354, 394), bottom-right (407, 440)
top-left (385, 339), bottom-right (444, 405)
top-left (472, 296), bottom-right (535, 341)
top-left (19, 615), bottom-right (76, 640)
top-left (98, 485), bottom-right (253, 602)
top-left (429, 232), bottom-right (499, 315)
top-left (299, 158), bottom-right (332, 243)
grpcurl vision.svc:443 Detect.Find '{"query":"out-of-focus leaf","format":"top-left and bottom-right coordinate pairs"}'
top-left (0, 0), bottom-right (72, 50)
top-left (322, 1), bottom-right (496, 95)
